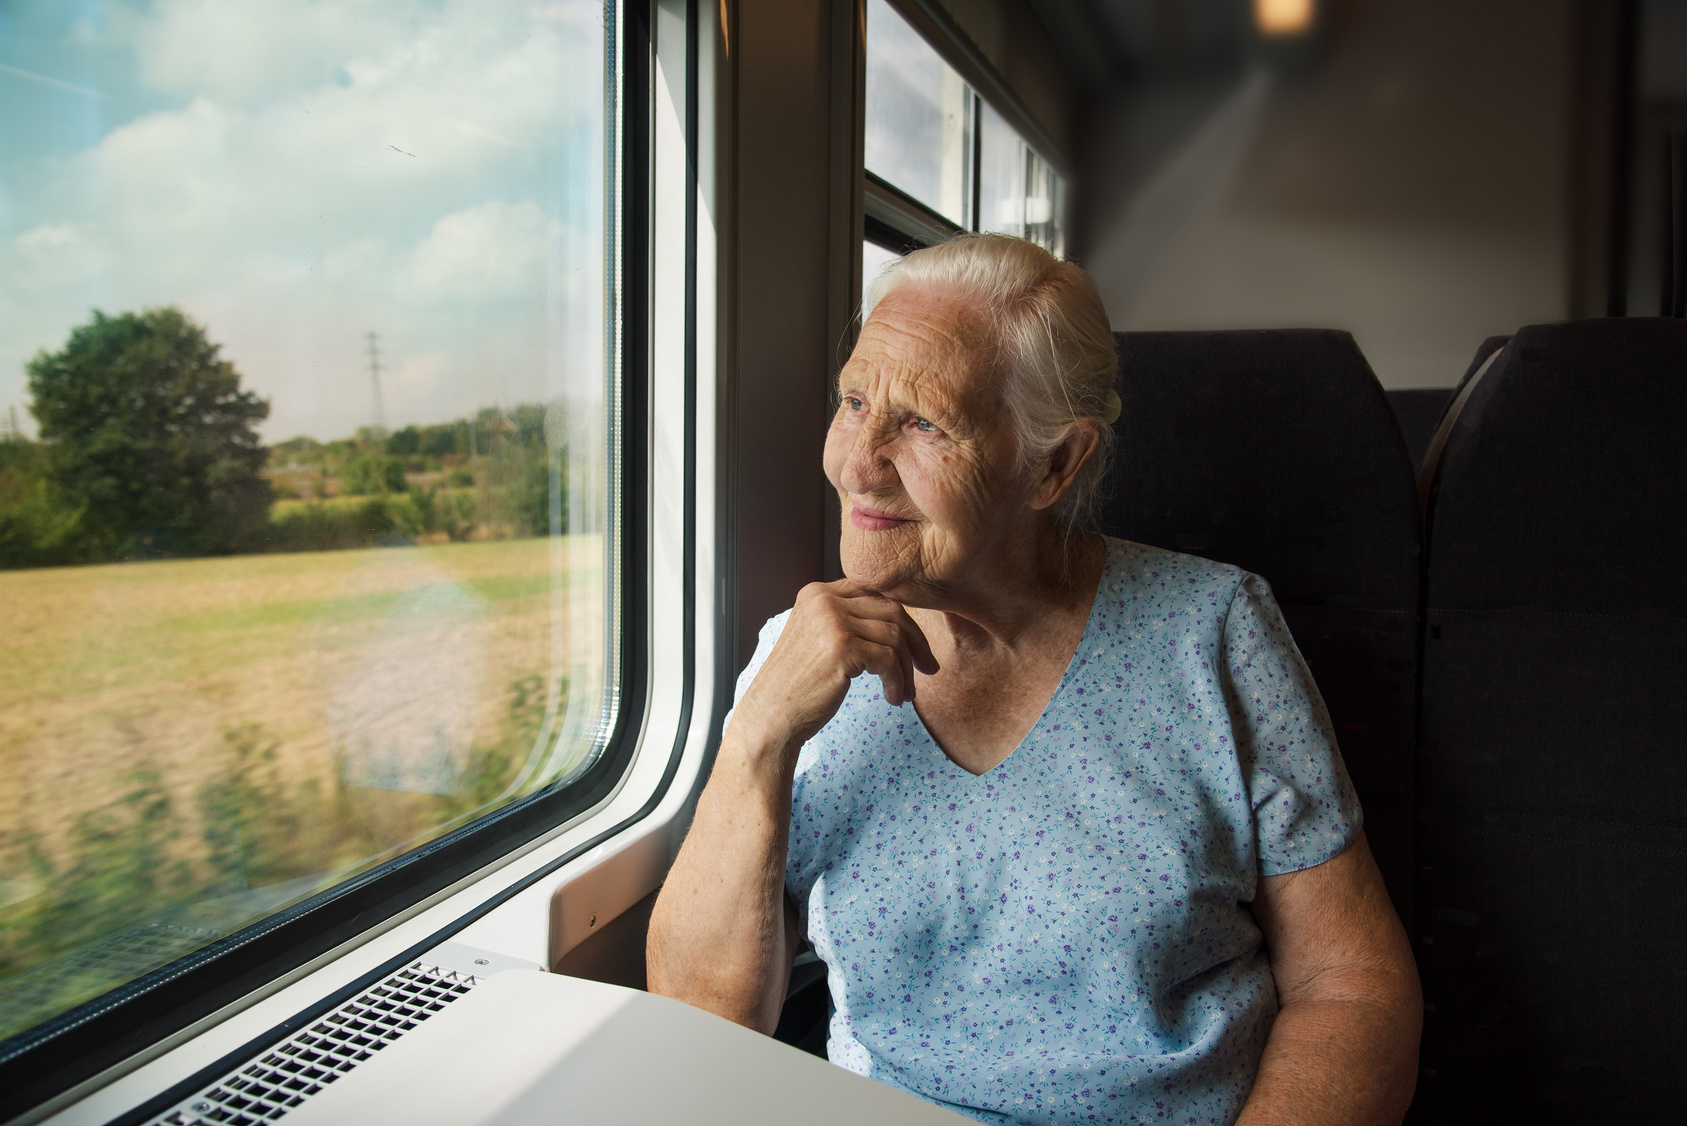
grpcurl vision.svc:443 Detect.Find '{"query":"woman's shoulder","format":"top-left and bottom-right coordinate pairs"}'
top-left (1098, 534), bottom-right (1254, 598)
top-left (732, 608), bottom-right (794, 700)
top-left (755, 607), bottom-right (794, 647)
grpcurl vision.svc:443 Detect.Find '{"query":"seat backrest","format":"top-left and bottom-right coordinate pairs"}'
top-left (1384, 388), bottom-right (1453, 471)
top-left (1414, 319), bottom-right (1687, 1122)
top-left (1388, 335), bottom-right (1512, 475)
top-left (1098, 330), bottom-right (1421, 924)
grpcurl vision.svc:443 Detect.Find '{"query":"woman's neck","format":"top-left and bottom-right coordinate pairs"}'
top-left (909, 525), bottom-right (1106, 657)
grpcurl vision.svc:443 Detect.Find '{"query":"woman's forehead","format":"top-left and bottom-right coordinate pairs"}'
top-left (847, 286), bottom-right (996, 398)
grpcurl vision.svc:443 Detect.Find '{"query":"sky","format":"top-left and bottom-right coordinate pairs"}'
top-left (0, 0), bottom-right (607, 442)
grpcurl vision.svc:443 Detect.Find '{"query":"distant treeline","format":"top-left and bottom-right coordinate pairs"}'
top-left (0, 307), bottom-right (562, 569)
top-left (265, 405), bottom-right (560, 553)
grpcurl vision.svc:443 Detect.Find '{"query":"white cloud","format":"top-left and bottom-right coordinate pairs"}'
top-left (411, 201), bottom-right (557, 301)
top-left (447, 117), bottom-right (523, 151)
top-left (122, 0), bottom-right (406, 105)
top-left (386, 351), bottom-right (450, 400)
top-left (0, 0), bottom-right (607, 441)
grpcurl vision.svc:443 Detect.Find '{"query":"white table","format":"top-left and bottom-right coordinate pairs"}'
top-left (287, 969), bottom-right (967, 1125)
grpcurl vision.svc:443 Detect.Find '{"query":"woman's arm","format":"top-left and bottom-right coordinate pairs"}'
top-left (1237, 831), bottom-right (1423, 1126)
top-left (646, 580), bottom-right (936, 1033)
top-left (645, 721), bottom-right (805, 1032)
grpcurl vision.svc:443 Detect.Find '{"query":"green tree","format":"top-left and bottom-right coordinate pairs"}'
top-left (420, 424), bottom-right (458, 458)
top-left (386, 425), bottom-right (422, 456)
top-left (0, 438), bottom-right (84, 567)
top-left (26, 308), bottom-right (273, 558)
top-left (341, 453), bottom-right (407, 495)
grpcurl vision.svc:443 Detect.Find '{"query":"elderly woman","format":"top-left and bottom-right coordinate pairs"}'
top-left (648, 234), bottom-right (1421, 1124)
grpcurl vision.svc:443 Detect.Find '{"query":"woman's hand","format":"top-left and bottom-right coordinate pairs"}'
top-left (729, 579), bottom-right (940, 758)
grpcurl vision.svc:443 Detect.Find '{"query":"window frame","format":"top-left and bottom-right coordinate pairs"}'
top-left (865, 171), bottom-right (964, 252)
top-left (886, 0), bottom-right (1068, 183)
top-left (0, 1), bottom-right (680, 1118)
top-left (860, 0), bottom-right (1068, 256)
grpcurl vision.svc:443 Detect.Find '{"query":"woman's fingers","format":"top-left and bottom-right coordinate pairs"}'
top-left (846, 617), bottom-right (918, 706)
top-left (744, 579), bottom-right (940, 743)
top-left (831, 587), bottom-right (940, 677)
top-left (895, 607), bottom-right (939, 676)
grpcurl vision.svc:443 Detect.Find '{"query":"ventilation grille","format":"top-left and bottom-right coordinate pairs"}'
top-left (148, 959), bottom-right (480, 1126)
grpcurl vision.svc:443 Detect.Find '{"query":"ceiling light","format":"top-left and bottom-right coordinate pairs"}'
top-left (1255, 0), bottom-right (1315, 37)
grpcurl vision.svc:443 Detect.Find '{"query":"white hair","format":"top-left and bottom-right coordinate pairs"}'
top-left (865, 233), bottom-right (1120, 530)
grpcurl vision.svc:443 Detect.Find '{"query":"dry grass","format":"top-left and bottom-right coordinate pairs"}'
top-left (0, 537), bottom-right (599, 882)
top-left (0, 538), bottom-right (612, 1036)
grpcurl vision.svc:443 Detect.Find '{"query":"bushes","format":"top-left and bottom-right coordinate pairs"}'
top-left (261, 489), bottom-right (474, 552)
top-left (259, 454), bottom-right (559, 553)
top-left (503, 453), bottom-right (556, 537)
top-left (0, 458), bottom-right (87, 567)
top-left (339, 454), bottom-right (407, 496)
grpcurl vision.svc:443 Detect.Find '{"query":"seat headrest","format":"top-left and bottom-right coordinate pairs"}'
top-left (1424, 318), bottom-right (1687, 617)
top-left (1100, 329), bottom-right (1418, 611)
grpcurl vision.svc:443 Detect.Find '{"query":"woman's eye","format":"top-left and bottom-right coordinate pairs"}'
top-left (915, 418), bottom-right (935, 432)
top-left (847, 397), bottom-right (863, 411)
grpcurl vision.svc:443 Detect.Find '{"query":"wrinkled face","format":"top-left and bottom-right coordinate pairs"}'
top-left (824, 284), bottom-right (1029, 600)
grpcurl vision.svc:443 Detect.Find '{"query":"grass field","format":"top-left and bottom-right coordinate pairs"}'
top-left (0, 538), bottom-right (604, 1035)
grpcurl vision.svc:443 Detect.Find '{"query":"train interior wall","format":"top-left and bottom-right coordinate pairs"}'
top-left (1069, 0), bottom-right (1579, 396)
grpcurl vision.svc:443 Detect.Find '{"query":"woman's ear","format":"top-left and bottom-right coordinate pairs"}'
top-left (1028, 421), bottom-right (1101, 512)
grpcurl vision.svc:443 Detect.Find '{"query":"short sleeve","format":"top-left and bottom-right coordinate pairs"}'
top-left (1221, 573), bottom-right (1363, 876)
top-left (720, 609), bottom-right (792, 737)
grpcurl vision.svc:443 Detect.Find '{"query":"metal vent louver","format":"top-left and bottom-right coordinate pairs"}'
top-left (148, 959), bottom-right (480, 1126)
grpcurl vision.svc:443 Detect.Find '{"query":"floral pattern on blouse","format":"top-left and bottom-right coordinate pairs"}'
top-left (730, 538), bottom-right (1362, 1125)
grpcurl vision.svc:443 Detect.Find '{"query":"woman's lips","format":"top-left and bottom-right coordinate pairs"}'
top-left (850, 502), bottom-right (912, 532)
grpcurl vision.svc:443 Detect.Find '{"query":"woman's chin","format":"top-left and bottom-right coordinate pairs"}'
top-left (839, 538), bottom-right (918, 596)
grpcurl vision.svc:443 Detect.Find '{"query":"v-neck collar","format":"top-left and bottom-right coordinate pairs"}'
top-left (901, 539), bottom-right (1115, 780)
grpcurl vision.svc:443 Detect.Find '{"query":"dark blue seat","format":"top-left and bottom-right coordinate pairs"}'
top-left (1414, 318), bottom-right (1687, 1121)
top-left (1098, 329), bottom-right (1422, 924)
top-left (1385, 387), bottom-right (1454, 471)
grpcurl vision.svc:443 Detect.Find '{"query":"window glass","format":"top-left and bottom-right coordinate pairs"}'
top-left (979, 100), bottom-right (1064, 254)
top-left (864, 1), bottom-right (1064, 252)
top-left (978, 99), bottom-right (1026, 238)
top-left (1024, 148), bottom-right (1066, 257)
top-left (0, 0), bottom-right (615, 1044)
top-left (862, 239), bottom-right (905, 318)
top-left (865, 0), bottom-right (973, 226)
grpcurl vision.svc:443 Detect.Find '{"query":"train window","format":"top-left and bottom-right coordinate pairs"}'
top-left (1022, 148), bottom-right (1066, 256)
top-left (865, 0), bottom-right (975, 227)
top-left (863, 0), bottom-right (1064, 254)
top-left (978, 99), bottom-right (1066, 255)
top-left (861, 239), bottom-right (904, 315)
top-left (978, 98), bottom-right (1027, 238)
top-left (0, 0), bottom-right (623, 1077)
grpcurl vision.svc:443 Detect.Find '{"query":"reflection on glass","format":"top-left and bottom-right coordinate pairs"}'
top-left (1025, 149), bottom-right (1066, 256)
top-left (865, 0), bottom-right (974, 225)
top-left (862, 239), bottom-right (905, 317)
top-left (979, 99), bottom-right (1026, 238)
top-left (979, 101), bottom-right (1064, 254)
top-left (864, 3), bottom-right (1065, 254)
top-left (0, 0), bottom-right (613, 1043)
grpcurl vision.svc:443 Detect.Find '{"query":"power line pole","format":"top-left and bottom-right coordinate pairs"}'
top-left (365, 331), bottom-right (386, 434)
top-left (1, 405), bottom-right (18, 442)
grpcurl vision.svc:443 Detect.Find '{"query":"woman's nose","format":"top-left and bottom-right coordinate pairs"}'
top-left (838, 424), bottom-right (898, 496)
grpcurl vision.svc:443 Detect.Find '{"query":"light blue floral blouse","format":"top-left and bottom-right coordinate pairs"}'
top-left (733, 537), bottom-right (1362, 1125)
